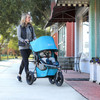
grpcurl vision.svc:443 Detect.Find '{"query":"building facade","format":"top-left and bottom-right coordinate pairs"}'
top-left (46, 0), bottom-right (100, 74)
top-left (50, 0), bottom-right (75, 57)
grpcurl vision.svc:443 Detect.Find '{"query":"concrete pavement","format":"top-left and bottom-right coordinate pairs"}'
top-left (0, 59), bottom-right (88, 100)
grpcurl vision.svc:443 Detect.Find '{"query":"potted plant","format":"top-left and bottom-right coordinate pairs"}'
top-left (96, 58), bottom-right (100, 84)
top-left (90, 57), bottom-right (98, 82)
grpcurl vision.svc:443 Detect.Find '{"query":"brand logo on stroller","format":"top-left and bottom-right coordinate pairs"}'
top-left (48, 44), bottom-right (53, 46)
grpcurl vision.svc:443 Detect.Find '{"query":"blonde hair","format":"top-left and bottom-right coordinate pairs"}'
top-left (20, 13), bottom-right (31, 27)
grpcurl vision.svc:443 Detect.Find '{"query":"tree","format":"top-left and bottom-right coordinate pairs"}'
top-left (0, 0), bottom-right (51, 36)
top-left (32, 24), bottom-right (50, 38)
top-left (0, 24), bottom-right (18, 60)
top-left (0, 0), bottom-right (51, 60)
top-left (8, 39), bottom-right (18, 56)
top-left (0, 34), bottom-right (9, 60)
top-left (29, 0), bottom-right (51, 27)
top-left (0, 34), bottom-right (4, 60)
top-left (7, 25), bottom-right (19, 57)
top-left (0, 0), bottom-right (51, 32)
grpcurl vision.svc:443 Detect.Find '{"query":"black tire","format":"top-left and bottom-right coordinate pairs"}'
top-left (26, 71), bottom-right (34, 85)
top-left (55, 72), bottom-right (64, 86)
top-left (48, 76), bottom-right (55, 84)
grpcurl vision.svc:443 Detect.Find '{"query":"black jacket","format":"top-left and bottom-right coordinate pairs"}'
top-left (18, 24), bottom-right (34, 46)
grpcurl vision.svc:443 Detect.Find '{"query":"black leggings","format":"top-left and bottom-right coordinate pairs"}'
top-left (19, 49), bottom-right (31, 75)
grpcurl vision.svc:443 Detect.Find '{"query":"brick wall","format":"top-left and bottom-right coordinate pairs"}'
top-left (53, 33), bottom-right (58, 55)
top-left (66, 22), bottom-right (75, 57)
top-left (52, 33), bottom-right (58, 48)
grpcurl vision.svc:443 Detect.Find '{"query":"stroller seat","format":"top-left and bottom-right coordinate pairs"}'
top-left (41, 57), bottom-right (59, 66)
top-left (37, 62), bottom-right (47, 71)
top-left (41, 57), bottom-right (55, 64)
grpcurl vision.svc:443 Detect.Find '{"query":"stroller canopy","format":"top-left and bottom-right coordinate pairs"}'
top-left (30, 36), bottom-right (58, 52)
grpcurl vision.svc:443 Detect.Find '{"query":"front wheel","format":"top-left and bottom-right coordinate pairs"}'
top-left (48, 76), bottom-right (55, 84)
top-left (26, 71), bottom-right (34, 85)
top-left (55, 71), bottom-right (64, 86)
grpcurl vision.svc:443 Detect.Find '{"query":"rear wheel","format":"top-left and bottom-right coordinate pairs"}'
top-left (26, 71), bottom-right (34, 85)
top-left (55, 72), bottom-right (64, 86)
top-left (48, 76), bottom-right (55, 84)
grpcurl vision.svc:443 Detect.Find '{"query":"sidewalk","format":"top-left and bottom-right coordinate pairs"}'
top-left (0, 59), bottom-right (87, 100)
top-left (63, 70), bottom-right (100, 100)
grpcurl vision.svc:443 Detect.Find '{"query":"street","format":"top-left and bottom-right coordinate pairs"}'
top-left (0, 59), bottom-right (87, 100)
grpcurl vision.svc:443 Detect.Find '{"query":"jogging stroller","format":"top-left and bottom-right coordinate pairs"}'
top-left (26, 36), bottom-right (64, 86)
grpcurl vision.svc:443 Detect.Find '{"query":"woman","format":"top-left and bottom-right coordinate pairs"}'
top-left (17, 13), bottom-right (36, 82)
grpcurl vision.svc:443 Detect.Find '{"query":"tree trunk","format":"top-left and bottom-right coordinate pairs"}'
top-left (0, 46), bottom-right (1, 61)
top-left (7, 47), bottom-right (9, 59)
top-left (7, 54), bottom-right (9, 59)
top-left (13, 50), bottom-right (14, 59)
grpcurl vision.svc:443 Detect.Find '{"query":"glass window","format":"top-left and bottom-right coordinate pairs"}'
top-left (58, 25), bottom-right (66, 57)
top-left (82, 11), bottom-right (89, 58)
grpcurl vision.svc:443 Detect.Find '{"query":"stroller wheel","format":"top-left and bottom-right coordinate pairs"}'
top-left (26, 71), bottom-right (34, 85)
top-left (55, 72), bottom-right (64, 86)
top-left (48, 76), bottom-right (55, 84)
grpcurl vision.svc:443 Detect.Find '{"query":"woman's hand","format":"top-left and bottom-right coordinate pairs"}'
top-left (24, 39), bottom-right (29, 44)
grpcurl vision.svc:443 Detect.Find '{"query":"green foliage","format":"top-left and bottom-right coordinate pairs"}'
top-left (0, 0), bottom-right (51, 33)
top-left (32, 24), bottom-right (50, 38)
top-left (1, 55), bottom-right (14, 61)
top-left (90, 57), bottom-right (99, 64)
top-left (0, 0), bottom-right (51, 44)
top-left (29, 0), bottom-right (51, 27)
top-left (0, 34), bottom-right (3, 43)
top-left (8, 39), bottom-right (18, 50)
top-left (0, 0), bottom-right (51, 59)
top-left (6, 25), bottom-right (17, 39)
top-left (7, 25), bottom-right (18, 50)
top-left (0, 34), bottom-right (6, 47)
top-left (0, 0), bottom-right (22, 35)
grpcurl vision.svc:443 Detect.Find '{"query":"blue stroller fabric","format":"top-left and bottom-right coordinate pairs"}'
top-left (30, 36), bottom-right (58, 52)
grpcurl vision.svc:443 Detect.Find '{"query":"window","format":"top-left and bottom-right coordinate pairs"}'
top-left (78, 10), bottom-right (89, 59)
top-left (82, 12), bottom-right (89, 58)
top-left (58, 25), bottom-right (66, 56)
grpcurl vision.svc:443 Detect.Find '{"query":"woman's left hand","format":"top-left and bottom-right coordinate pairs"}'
top-left (24, 39), bottom-right (29, 44)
